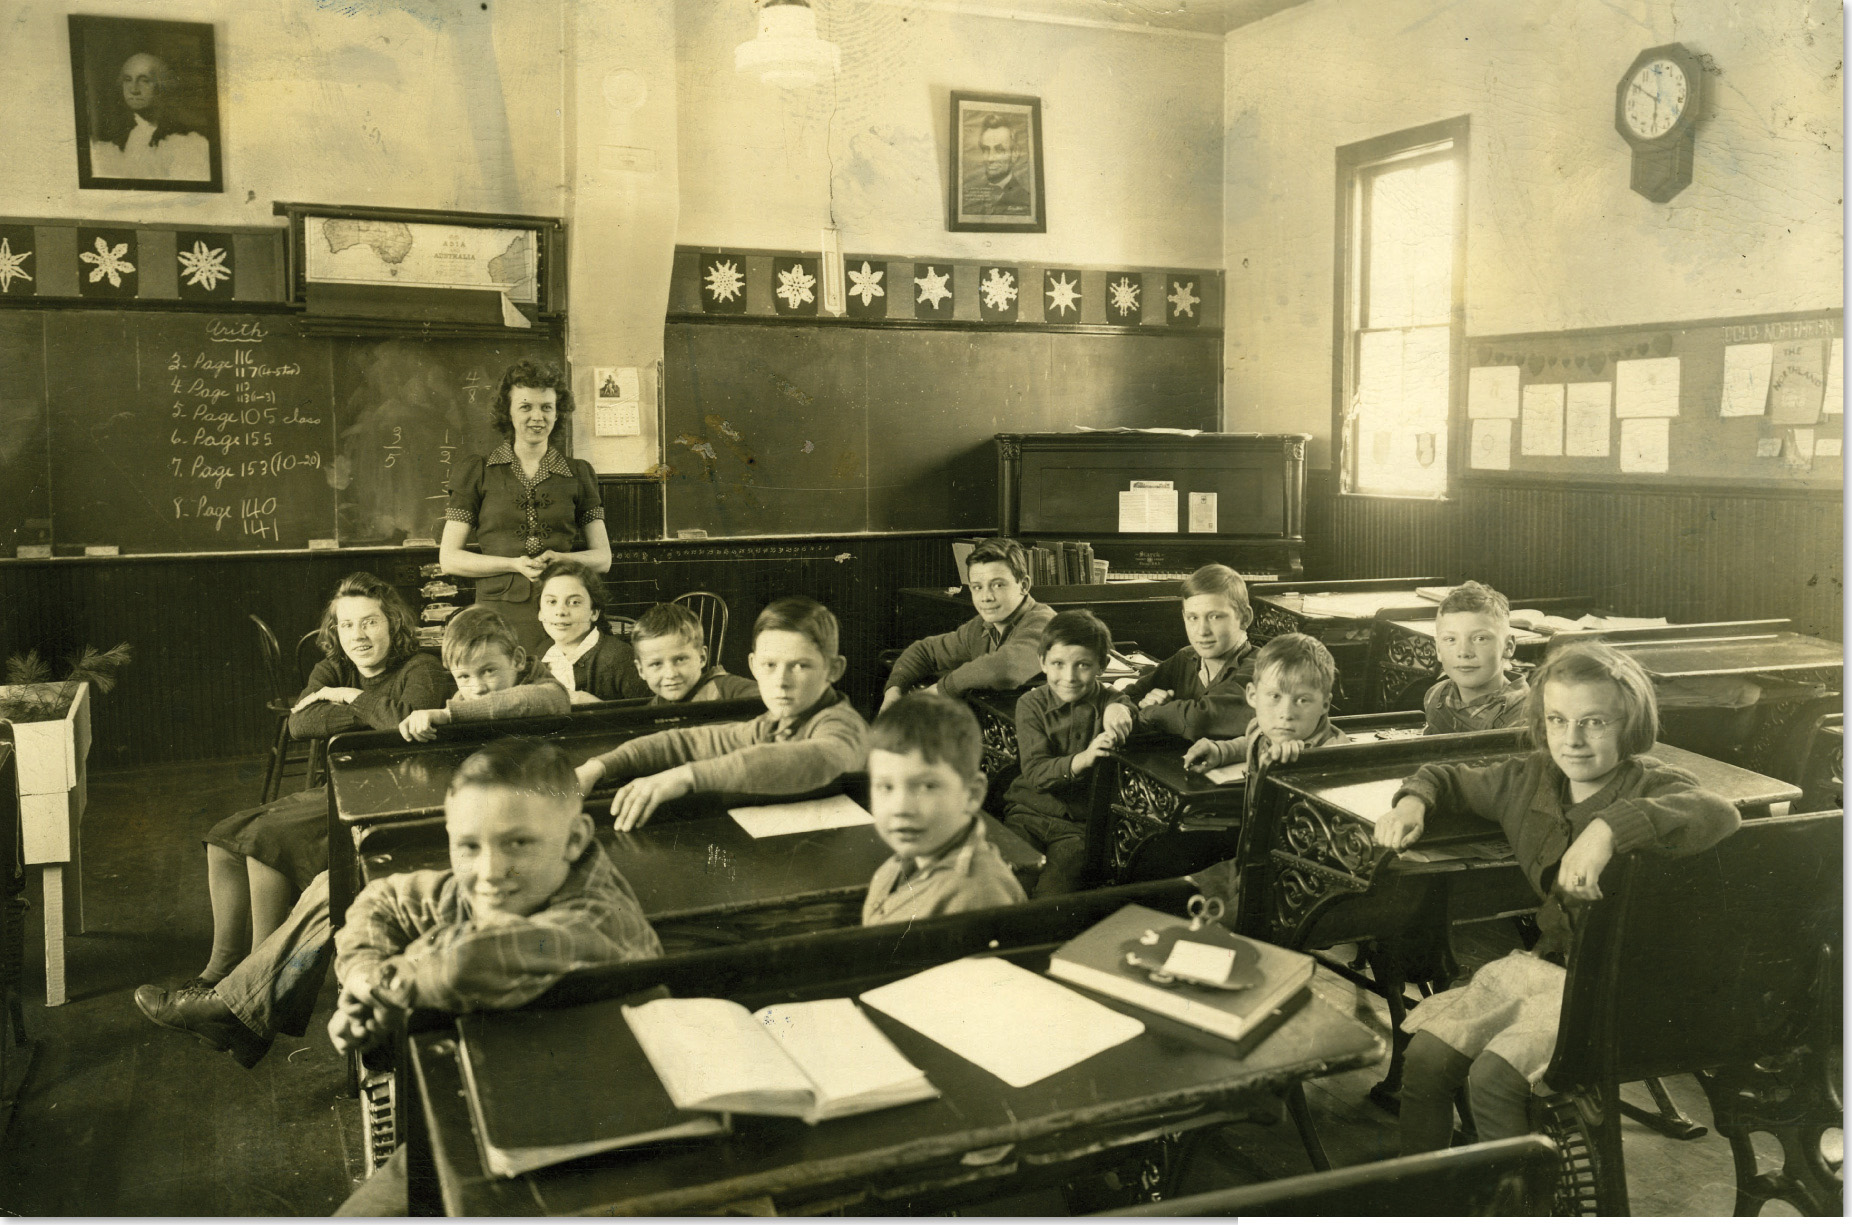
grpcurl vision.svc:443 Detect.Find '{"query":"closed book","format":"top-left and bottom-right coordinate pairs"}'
top-left (1046, 904), bottom-right (1314, 1044)
top-left (456, 997), bottom-right (728, 1179)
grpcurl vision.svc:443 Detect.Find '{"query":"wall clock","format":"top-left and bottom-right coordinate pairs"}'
top-left (1614, 43), bottom-right (1704, 202)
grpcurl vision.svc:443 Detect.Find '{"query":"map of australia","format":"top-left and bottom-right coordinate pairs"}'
top-left (304, 217), bottom-right (538, 301)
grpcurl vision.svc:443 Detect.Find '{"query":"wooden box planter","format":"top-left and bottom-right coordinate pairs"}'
top-left (0, 681), bottom-right (91, 1006)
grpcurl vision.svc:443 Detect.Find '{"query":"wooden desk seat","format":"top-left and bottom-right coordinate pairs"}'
top-left (400, 877), bottom-right (1389, 1216)
top-left (1100, 1134), bottom-right (1559, 1217)
top-left (1796, 713), bottom-right (1843, 812)
top-left (1538, 810), bottom-right (1843, 1216)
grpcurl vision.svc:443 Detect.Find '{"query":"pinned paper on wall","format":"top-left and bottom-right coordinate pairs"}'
top-left (1823, 339), bottom-right (1843, 416)
top-left (1755, 436), bottom-right (1783, 458)
top-left (1467, 366), bottom-right (1521, 420)
top-left (1618, 418), bottom-right (1670, 473)
top-left (1614, 357), bottom-right (1680, 419)
top-left (1565, 383), bottom-right (1612, 457)
top-left (1769, 339), bottom-right (1826, 424)
top-left (1784, 428), bottom-right (1817, 467)
top-left (1814, 437), bottom-right (1842, 458)
top-left (1520, 383), bottom-right (1564, 456)
top-left (1719, 343), bottom-right (1773, 417)
top-left (1470, 419), bottom-right (1512, 470)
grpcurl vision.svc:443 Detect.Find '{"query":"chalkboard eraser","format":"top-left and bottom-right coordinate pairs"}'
top-left (309, 538), bottom-right (339, 550)
top-left (676, 529), bottom-right (709, 540)
top-left (84, 545), bottom-right (120, 558)
top-left (15, 545), bottom-right (51, 559)
top-left (404, 537), bottom-right (438, 548)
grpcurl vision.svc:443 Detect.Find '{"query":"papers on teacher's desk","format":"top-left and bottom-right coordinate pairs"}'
top-left (860, 957), bottom-right (1144, 1088)
top-left (729, 794), bottom-right (873, 839)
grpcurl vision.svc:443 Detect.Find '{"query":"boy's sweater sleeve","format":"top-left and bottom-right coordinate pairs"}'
top-left (1597, 764), bottom-right (1741, 857)
top-left (699, 673), bottom-right (762, 702)
top-left (1122, 650), bottom-right (1184, 704)
top-left (591, 719), bottom-right (758, 777)
top-left (445, 679), bottom-right (570, 723)
top-left (939, 602), bottom-right (1056, 698)
top-left (351, 654), bottom-right (453, 731)
top-left (887, 624), bottom-right (973, 692)
top-left (1140, 678), bottom-right (1255, 740)
top-left (682, 705), bottom-right (868, 795)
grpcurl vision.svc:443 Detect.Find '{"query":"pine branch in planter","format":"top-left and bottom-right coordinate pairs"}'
top-left (1, 642), bottom-right (133, 723)
top-left (5, 650), bottom-right (52, 687)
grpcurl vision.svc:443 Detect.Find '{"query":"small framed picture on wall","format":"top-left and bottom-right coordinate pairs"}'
top-left (948, 91), bottom-right (1046, 233)
top-left (69, 14), bottom-right (224, 193)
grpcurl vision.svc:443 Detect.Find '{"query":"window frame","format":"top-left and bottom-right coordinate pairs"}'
top-left (1331, 116), bottom-right (1470, 500)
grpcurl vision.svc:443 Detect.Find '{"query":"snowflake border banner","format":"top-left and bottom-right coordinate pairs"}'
top-left (1165, 275), bottom-right (1202, 328)
top-left (977, 265), bottom-right (1020, 324)
top-left (912, 263), bottom-right (955, 321)
top-left (843, 257), bottom-right (887, 320)
top-left (76, 227), bottom-right (138, 299)
top-left (1106, 272), bottom-right (1144, 323)
top-left (0, 226), bottom-right (36, 297)
top-left (1043, 268), bottom-right (1083, 321)
top-left (771, 256), bottom-right (820, 317)
top-left (175, 231), bottom-right (235, 300)
top-left (700, 253), bottom-right (749, 314)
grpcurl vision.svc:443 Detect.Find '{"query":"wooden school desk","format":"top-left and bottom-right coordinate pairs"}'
top-left (324, 697), bottom-right (766, 923)
top-left (1229, 732), bottom-right (1800, 1108)
top-left (400, 879), bottom-right (1386, 1216)
top-left (1248, 578), bottom-right (1447, 711)
top-left (1084, 713), bottom-right (1431, 888)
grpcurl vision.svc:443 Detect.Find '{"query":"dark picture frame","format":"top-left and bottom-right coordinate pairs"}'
top-left (948, 91), bottom-right (1046, 233)
top-left (69, 15), bottom-right (223, 193)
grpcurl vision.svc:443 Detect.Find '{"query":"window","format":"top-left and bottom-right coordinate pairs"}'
top-left (1334, 118), bottom-right (1468, 497)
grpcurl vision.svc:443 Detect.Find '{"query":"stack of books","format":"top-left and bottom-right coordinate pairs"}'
top-left (1027, 539), bottom-right (1099, 585)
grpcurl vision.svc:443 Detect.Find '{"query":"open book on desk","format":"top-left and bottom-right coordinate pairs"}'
top-left (456, 998), bottom-right (727, 1178)
top-left (623, 997), bottom-right (939, 1124)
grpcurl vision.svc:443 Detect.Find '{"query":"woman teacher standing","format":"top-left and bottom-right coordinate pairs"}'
top-left (441, 360), bottom-right (613, 654)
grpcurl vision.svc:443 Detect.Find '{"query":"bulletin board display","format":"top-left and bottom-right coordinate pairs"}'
top-left (1459, 309), bottom-right (1841, 490)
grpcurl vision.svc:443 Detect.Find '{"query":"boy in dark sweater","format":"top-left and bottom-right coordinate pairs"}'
top-left (882, 537), bottom-right (1056, 710)
top-left (1123, 563), bottom-right (1258, 739)
top-left (1184, 633), bottom-right (1350, 774)
top-left (1001, 610), bottom-right (1135, 896)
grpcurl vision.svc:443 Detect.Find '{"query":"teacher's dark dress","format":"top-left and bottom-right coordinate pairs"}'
top-left (446, 444), bottom-right (606, 655)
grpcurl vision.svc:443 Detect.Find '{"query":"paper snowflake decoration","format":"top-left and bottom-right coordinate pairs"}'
top-left (704, 259), bottom-right (744, 303)
top-left (1108, 275), bottom-right (1141, 317)
top-left (980, 267), bottom-right (1017, 312)
top-left (79, 235), bottom-right (135, 287)
top-left (914, 265), bottom-right (951, 309)
top-left (775, 262), bottom-right (816, 309)
top-left (0, 238), bottom-right (32, 292)
top-left (1167, 280), bottom-right (1199, 318)
top-left (1045, 272), bottom-right (1081, 317)
top-left (847, 261), bottom-right (885, 306)
top-left (178, 240), bottom-right (230, 291)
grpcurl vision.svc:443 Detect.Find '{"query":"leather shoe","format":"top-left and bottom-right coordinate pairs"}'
top-left (134, 983), bottom-right (273, 1069)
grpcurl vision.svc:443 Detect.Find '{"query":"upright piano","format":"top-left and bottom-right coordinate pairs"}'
top-left (996, 431), bottom-right (1309, 582)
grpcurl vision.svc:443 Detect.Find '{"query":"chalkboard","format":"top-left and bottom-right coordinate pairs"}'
top-left (1463, 309), bottom-right (1842, 490)
top-left (0, 309), bottom-right (562, 553)
top-left (663, 321), bottom-right (1222, 537)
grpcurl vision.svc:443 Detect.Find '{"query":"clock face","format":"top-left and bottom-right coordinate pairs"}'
top-left (1623, 58), bottom-right (1689, 139)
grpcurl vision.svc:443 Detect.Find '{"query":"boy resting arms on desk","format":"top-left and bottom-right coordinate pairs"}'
top-left (397, 605), bottom-right (570, 741)
top-left (575, 597), bottom-right (868, 831)
top-left (1183, 633), bottom-right (1351, 774)
top-left (882, 537), bottom-right (1055, 711)
top-left (333, 737), bottom-right (663, 1214)
top-left (863, 694), bottom-right (1027, 925)
top-left (1424, 580), bottom-right (1530, 734)
top-left (1124, 563), bottom-right (1259, 739)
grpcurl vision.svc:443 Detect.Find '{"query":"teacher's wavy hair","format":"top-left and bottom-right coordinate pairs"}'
top-left (492, 359), bottom-right (575, 449)
top-left (314, 571), bottom-right (423, 669)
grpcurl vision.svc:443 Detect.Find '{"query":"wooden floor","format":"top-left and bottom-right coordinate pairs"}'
top-left (0, 757), bottom-right (1793, 1215)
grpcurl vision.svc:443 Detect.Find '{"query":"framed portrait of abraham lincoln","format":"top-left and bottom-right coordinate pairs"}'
top-left (948, 91), bottom-right (1046, 233)
top-left (68, 14), bottom-right (224, 193)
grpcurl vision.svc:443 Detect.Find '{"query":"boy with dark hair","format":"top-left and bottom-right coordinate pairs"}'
top-left (1001, 609), bottom-right (1135, 896)
top-left (882, 537), bottom-right (1055, 710)
top-left (863, 694), bottom-right (1027, 925)
top-left (397, 605), bottom-right (570, 741)
top-left (1124, 563), bottom-right (1259, 738)
top-left (628, 602), bottom-right (759, 705)
top-left (575, 597), bottom-right (868, 831)
top-left (1184, 632), bottom-right (1350, 774)
top-left (1426, 580), bottom-right (1529, 734)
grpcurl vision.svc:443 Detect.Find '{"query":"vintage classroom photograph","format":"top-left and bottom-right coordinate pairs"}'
top-left (0, 0), bottom-right (1842, 1216)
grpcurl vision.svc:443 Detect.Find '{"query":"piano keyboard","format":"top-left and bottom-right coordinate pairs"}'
top-left (1110, 571), bottom-right (1281, 583)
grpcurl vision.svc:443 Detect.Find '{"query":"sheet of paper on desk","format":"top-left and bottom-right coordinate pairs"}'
top-left (1314, 779), bottom-right (1403, 824)
top-left (860, 957), bottom-right (1143, 1088)
top-left (1204, 762), bottom-right (1246, 785)
top-left (730, 794), bottom-right (873, 839)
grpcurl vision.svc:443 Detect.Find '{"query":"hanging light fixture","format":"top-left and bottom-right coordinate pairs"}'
top-left (735, 0), bottom-right (840, 89)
